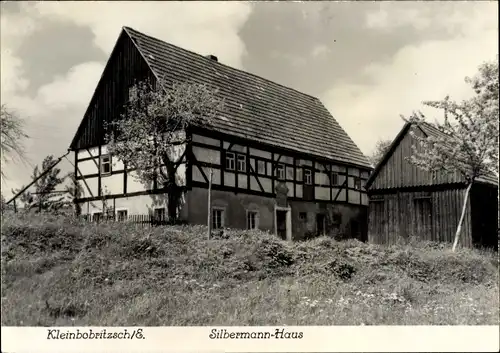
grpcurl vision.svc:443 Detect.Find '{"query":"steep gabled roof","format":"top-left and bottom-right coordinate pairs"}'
top-left (366, 121), bottom-right (498, 189)
top-left (117, 26), bottom-right (370, 168)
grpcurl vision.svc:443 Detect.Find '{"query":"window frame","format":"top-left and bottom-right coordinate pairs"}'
top-left (225, 152), bottom-right (235, 171)
top-left (92, 211), bottom-right (103, 222)
top-left (153, 207), bottom-right (166, 222)
top-left (212, 207), bottom-right (225, 230)
top-left (246, 210), bottom-right (259, 230)
top-left (237, 154), bottom-right (246, 172)
top-left (100, 154), bottom-right (112, 176)
top-left (353, 177), bottom-right (362, 190)
top-left (116, 209), bottom-right (128, 222)
top-left (276, 163), bottom-right (285, 180)
top-left (304, 168), bottom-right (312, 185)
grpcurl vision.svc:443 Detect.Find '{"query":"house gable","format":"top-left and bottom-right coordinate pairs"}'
top-left (70, 29), bottom-right (155, 151)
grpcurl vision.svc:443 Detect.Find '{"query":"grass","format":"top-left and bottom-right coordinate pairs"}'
top-left (1, 213), bottom-right (499, 326)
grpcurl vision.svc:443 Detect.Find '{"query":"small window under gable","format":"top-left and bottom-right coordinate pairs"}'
top-left (225, 152), bottom-right (235, 171)
top-left (100, 154), bottom-right (112, 175)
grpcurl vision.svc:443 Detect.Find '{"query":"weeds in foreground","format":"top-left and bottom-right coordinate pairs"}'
top-left (1, 213), bottom-right (498, 325)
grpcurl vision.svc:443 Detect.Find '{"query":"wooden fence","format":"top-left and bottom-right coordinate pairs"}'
top-left (82, 213), bottom-right (174, 227)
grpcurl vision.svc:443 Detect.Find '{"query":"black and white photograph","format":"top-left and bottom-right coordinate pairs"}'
top-left (1, 0), bottom-right (498, 349)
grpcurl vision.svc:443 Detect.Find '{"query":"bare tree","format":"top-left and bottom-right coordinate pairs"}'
top-left (106, 78), bottom-right (224, 223)
top-left (1, 104), bottom-right (29, 179)
top-left (405, 58), bottom-right (499, 252)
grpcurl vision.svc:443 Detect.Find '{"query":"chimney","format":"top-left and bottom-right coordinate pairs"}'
top-left (205, 54), bottom-right (218, 62)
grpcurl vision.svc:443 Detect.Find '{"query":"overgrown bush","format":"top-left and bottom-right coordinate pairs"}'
top-left (1, 213), bottom-right (498, 326)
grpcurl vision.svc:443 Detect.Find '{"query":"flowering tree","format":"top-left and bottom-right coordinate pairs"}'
top-left (106, 78), bottom-right (224, 222)
top-left (406, 58), bottom-right (499, 252)
top-left (369, 138), bottom-right (392, 167)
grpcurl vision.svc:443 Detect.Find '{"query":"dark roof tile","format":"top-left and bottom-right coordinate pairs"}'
top-left (124, 26), bottom-right (371, 168)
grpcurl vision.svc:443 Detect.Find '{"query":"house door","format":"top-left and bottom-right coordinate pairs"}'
top-left (316, 214), bottom-right (325, 236)
top-left (414, 197), bottom-right (433, 241)
top-left (276, 210), bottom-right (288, 240)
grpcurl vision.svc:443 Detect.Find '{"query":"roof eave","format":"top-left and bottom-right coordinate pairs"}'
top-left (365, 121), bottom-right (412, 189)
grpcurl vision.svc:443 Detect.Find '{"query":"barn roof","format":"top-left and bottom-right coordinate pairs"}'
top-left (117, 26), bottom-right (370, 169)
top-left (366, 121), bottom-right (498, 189)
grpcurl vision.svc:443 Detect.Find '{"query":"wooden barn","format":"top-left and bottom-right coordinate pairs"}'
top-left (365, 121), bottom-right (498, 250)
top-left (69, 26), bottom-right (372, 241)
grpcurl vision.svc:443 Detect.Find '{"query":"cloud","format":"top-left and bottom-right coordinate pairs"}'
top-left (0, 2), bottom-right (253, 197)
top-left (323, 3), bottom-right (498, 156)
top-left (311, 44), bottom-right (330, 58)
top-left (365, 4), bottom-right (431, 31)
top-left (37, 62), bottom-right (105, 111)
top-left (32, 1), bottom-right (252, 68)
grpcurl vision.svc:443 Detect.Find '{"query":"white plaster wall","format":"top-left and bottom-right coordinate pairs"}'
top-left (78, 159), bottom-right (98, 175)
top-left (80, 194), bottom-right (168, 216)
top-left (78, 178), bottom-right (98, 198)
top-left (315, 187), bottom-right (330, 200)
top-left (101, 174), bottom-right (124, 195)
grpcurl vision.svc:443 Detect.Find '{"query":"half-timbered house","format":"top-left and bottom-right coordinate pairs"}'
top-left (69, 26), bottom-right (372, 241)
top-left (365, 121), bottom-right (498, 249)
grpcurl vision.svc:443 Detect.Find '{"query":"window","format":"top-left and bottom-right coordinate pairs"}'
top-left (276, 164), bottom-right (285, 180)
top-left (304, 169), bottom-right (312, 185)
top-left (92, 212), bottom-right (102, 222)
top-left (257, 160), bottom-right (266, 175)
top-left (353, 177), bottom-right (362, 190)
top-left (100, 154), bottom-right (112, 175)
top-left (154, 207), bottom-right (166, 222)
top-left (237, 154), bottom-right (246, 172)
top-left (117, 209), bottom-right (128, 222)
top-left (225, 152), bottom-right (235, 171)
top-left (247, 211), bottom-right (258, 230)
top-left (212, 208), bottom-right (224, 229)
top-left (299, 212), bottom-right (307, 221)
top-left (331, 172), bottom-right (339, 186)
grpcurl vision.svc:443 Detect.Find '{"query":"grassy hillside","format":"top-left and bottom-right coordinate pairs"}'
top-left (1, 213), bottom-right (498, 326)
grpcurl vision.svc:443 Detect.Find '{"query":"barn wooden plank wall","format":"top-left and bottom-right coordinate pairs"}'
top-left (371, 127), bottom-right (463, 190)
top-left (368, 186), bottom-right (473, 246)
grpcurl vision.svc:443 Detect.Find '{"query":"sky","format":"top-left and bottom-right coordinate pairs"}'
top-left (1, 1), bottom-right (498, 197)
